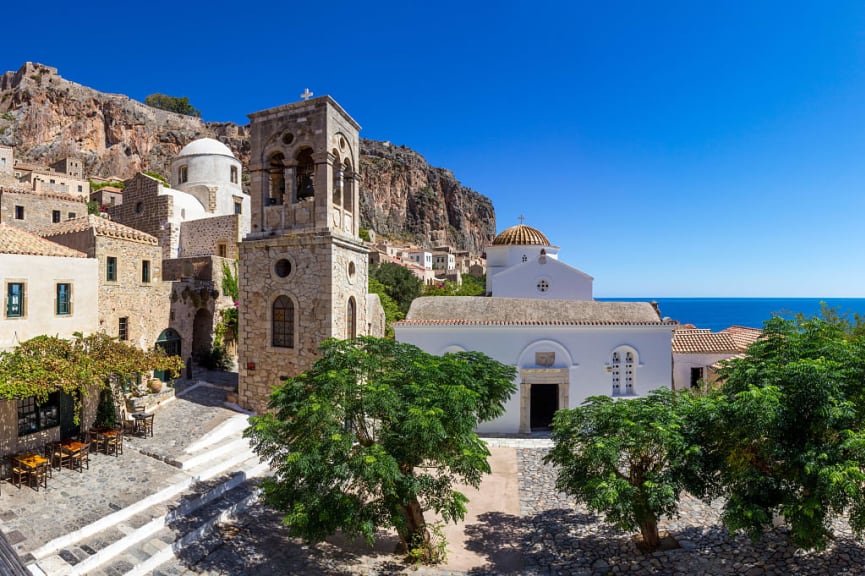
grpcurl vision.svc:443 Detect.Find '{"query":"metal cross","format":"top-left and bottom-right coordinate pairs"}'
top-left (300, 88), bottom-right (314, 101)
top-left (518, 214), bottom-right (525, 225)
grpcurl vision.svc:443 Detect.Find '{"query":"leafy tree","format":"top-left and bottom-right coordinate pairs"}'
top-left (368, 277), bottom-right (403, 337)
top-left (369, 262), bottom-right (422, 314)
top-left (144, 93), bottom-right (201, 117)
top-left (692, 315), bottom-right (865, 550)
top-left (423, 275), bottom-right (486, 297)
top-left (0, 333), bottom-right (184, 423)
top-left (545, 388), bottom-right (700, 551)
top-left (245, 337), bottom-right (517, 563)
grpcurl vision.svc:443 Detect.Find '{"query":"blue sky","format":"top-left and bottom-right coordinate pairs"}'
top-left (4, 1), bottom-right (865, 297)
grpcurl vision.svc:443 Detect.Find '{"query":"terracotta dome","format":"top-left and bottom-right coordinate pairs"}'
top-left (492, 224), bottom-right (551, 246)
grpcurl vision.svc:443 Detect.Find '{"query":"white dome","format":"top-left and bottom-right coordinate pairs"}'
top-left (177, 138), bottom-right (235, 158)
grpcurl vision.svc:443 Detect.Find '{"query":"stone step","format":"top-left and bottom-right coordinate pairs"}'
top-left (115, 482), bottom-right (260, 576)
top-left (28, 449), bottom-right (266, 576)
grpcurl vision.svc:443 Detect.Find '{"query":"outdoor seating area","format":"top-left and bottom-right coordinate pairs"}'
top-left (5, 411), bottom-right (157, 491)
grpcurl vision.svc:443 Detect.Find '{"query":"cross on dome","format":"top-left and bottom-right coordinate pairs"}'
top-left (300, 88), bottom-right (314, 101)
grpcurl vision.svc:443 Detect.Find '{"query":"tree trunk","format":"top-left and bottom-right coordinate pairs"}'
top-left (398, 496), bottom-right (434, 562)
top-left (639, 516), bottom-right (661, 551)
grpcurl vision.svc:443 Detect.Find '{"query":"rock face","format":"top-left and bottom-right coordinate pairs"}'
top-left (0, 62), bottom-right (495, 255)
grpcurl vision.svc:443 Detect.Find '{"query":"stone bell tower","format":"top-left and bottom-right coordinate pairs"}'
top-left (237, 94), bottom-right (371, 413)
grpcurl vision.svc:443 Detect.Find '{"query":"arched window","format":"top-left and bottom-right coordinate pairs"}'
top-left (346, 296), bottom-right (356, 339)
top-left (332, 155), bottom-right (343, 205)
top-left (610, 347), bottom-right (637, 396)
top-left (342, 160), bottom-right (353, 212)
top-left (296, 148), bottom-right (315, 200)
top-left (268, 153), bottom-right (285, 205)
top-left (272, 296), bottom-right (294, 348)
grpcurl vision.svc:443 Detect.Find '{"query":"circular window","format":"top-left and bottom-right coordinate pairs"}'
top-left (339, 136), bottom-right (347, 150)
top-left (521, 254), bottom-right (528, 263)
top-left (537, 279), bottom-right (550, 293)
top-left (135, 201), bottom-right (143, 214)
top-left (282, 132), bottom-right (294, 145)
top-left (275, 259), bottom-right (292, 278)
top-left (347, 261), bottom-right (356, 283)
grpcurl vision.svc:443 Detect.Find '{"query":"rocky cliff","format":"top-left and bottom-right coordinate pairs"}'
top-left (0, 62), bottom-right (495, 255)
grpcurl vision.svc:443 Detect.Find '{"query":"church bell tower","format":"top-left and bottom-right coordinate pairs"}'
top-left (237, 94), bottom-right (370, 413)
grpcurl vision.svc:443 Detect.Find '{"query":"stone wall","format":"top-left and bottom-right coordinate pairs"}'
top-left (0, 188), bottom-right (86, 232)
top-left (179, 214), bottom-right (240, 258)
top-left (95, 235), bottom-right (171, 350)
top-left (109, 174), bottom-right (174, 259)
top-left (238, 232), bottom-right (370, 413)
top-left (166, 255), bottom-right (236, 365)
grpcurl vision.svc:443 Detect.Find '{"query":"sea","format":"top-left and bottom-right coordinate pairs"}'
top-left (596, 298), bottom-right (865, 332)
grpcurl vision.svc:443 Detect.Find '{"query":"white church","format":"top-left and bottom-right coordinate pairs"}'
top-left (395, 222), bottom-right (675, 434)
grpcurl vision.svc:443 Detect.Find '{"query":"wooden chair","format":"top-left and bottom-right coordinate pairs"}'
top-left (71, 443), bottom-right (89, 472)
top-left (87, 430), bottom-right (106, 455)
top-left (47, 442), bottom-right (70, 472)
top-left (138, 414), bottom-right (154, 438)
top-left (30, 462), bottom-right (48, 491)
top-left (105, 428), bottom-right (124, 457)
top-left (8, 456), bottom-right (27, 489)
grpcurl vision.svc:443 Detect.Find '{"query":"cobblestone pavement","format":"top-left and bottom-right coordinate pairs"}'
top-left (164, 445), bottom-right (865, 576)
top-left (0, 378), bottom-right (240, 562)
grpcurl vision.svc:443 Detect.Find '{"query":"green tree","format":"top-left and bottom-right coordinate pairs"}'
top-left (245, 337), bottom-right (517, 563)
top-left (369, 262), bottom-right (422, 314)
top-left (545, 388), bottom-right (700, 551)
top-left (423, 275), bottom-right (486, 297)
top-left (368, 277), bottom-right (403, 337)
top-left (693, 315), bottom-right (865, 550)
top-left (144, 93), bottom-right (201, 117)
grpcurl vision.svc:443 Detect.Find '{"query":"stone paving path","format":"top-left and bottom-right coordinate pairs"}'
top-left (160, 444), bottom-right (865, 576)
top-left (0, 377), bottom-right (240, 565)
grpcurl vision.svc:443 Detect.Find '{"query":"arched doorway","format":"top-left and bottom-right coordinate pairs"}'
top-left (155, 328), bottom-right (182, 382)
top-left (192, 309), bottom-right (213, 362)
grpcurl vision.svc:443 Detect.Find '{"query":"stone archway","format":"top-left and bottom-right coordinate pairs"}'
top-left (192, 308), bottom-right (213, 361)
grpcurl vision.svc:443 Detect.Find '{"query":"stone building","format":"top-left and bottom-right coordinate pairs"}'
top-left (39, 215), bottom-right (171, 352)
top-left (109, 139), bottom-right (250, 261)
top-left (238, 95), bottom-right (385, 413)
top-left (90, 186), bottom-right (123, 209)
top-left (0, 145), bottom-right (12, 175)
top-left (13, 158), bottom-right (90, 197)
top-left (0, 186), bottom-right (87, 232)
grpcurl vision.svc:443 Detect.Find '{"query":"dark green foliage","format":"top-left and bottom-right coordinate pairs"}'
top-left (94, 386), bottom-right (116, 429)
top-left (245, 336), bottom-right (517, 563)
top-left (368, 278), bottom-right (403, 337)
top-left (197, 343), bottom-right (233, 371)
top-left (87, 200), bottom-right (100, 215)
top-left (545, 389), bottom-right (700, 550)
top-left (358, 227), bottom-right (371, 242)
top-left (144, 93), bottom-right (201, 117)
top-left (692, 314), bottom-right (865, 550)
top-left (369, 262), bottom-right (422, 314)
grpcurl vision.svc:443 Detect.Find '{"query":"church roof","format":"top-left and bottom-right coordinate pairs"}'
top-left (399, 297), bottom-right (673, 326)
top-left (39, 214), bottom-right (159, 246)
top-left (672, 329), bottom-right (739, 354)
top-left (177, 138), bottom-right (235, 159)
top-left (492, 224), bottom-right (550, 246)
top-left (0, 223), bottom-right (87, 258)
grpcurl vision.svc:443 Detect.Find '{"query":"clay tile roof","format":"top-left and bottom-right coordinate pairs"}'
top-left (38, 214), bottom-right (158, 246)
top-left (0, 223), bottom-right (87, 258)
top-left (398, 297), bottom-right (675, 326)
top-left (673, 328), bottom-right (740, 354)
top-left (99, 186), bottom-right (123, 193)
top-left (492, 224), bottom-right (551, 246)
top-left (0, 185), bottom-right (88, 203)
top-left (721, 325), bottom-right (763, 351)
